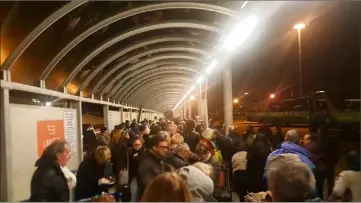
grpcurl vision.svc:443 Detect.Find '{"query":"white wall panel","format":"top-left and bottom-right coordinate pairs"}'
top-left (9, 104), bottom-right (79, 201)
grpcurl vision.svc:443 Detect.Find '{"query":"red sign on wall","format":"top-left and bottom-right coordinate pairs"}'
top-left (37, 120), bottom-right (65, 157)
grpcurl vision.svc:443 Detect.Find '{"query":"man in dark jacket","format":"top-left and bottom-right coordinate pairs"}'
top-left (137, 134), bottom-right (171, 198)
top-left (166, 143), bottom-right (192, 169)
top-left (183, 120), bottom-right (201, 153)
top-left (30, 140), bottom-right (71, 202)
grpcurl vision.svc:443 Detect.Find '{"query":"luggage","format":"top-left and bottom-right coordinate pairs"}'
top-left (213, 164), bottom-right (232, 202)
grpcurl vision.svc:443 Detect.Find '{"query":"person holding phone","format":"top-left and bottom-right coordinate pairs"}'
top-left (75, 146), bottom-right (114, 201)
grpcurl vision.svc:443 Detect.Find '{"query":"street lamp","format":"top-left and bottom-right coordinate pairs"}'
top-left (269, 94), bottom-right (275, 99)
top-left (293, 23), bottom-right (305, 97)
top-left (233, 98), bottom-right (239, 103)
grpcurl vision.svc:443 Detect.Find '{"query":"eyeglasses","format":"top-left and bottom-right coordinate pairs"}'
top-left (133, 144), bottom-right (141, 147)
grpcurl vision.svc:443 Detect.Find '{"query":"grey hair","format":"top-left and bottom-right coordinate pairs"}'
top-left (266, 154), bottom-right (315, 202)
top-left (158, 131), bottom-right (170, 139)
top-left (285, 129), bottom-right (300, 144)
top-left (48, 139), bottom-right (68, 156)
top-left (174, 143), bottom-right (190, 154)
top-left (192, 162), bottom-right (213, 178)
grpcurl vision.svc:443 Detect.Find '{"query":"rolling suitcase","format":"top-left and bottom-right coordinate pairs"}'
top-left (213, 164), bottom-right (232, 202)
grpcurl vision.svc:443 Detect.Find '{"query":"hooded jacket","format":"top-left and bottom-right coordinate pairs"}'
top-left (263, 141), bottom-right (316, 183)
top-left (178, 166), bottom-right (216, 202)
top-left (30, 152), bottom-right (69, 202)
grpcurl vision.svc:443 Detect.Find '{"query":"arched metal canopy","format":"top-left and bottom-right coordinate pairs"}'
top-left (115, 71), bottom-right (194, 101)
top-left (82, 46), bottom-right (207, 95)
top-left (60, 21), bottom-right (221, 88)
top-left (0, 0), bottom-right (88, 71)
top-left (136, 90), bottom-right (184, 107)
top-left (119, 80), bottom-right (189, 105)
top-left (118, 77), bottom-right (192, 103)
top-left (34, 1), bottom-right (238, 79)
top-left (145, 92), bottom-right (184, 109)
top-left (115, 66), bottom-right (197, 99)
top-left (141, 90), bottom-right (185, 107)
top-left (94, 60), bottom-right (199, 95)
top-left (1, 1), bottom-right (241, 113)
top-left (129, 85), bottom-right (187, 104)
top-left (106, 54), bottom-right (202, 97)
top-left (81, 36), bottom-right (206, 92)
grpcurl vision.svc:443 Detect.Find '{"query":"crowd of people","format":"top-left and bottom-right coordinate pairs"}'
top-left (29, 117), bottom-right (360, 202)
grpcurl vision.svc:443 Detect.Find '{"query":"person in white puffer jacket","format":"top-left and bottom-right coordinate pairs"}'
top-left (330, 150), bottom-right (361, 202)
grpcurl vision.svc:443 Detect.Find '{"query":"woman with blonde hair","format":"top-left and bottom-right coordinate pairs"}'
top-left (75, 146), bottom-right (113, 200)
top-left (141, 172), bottom-right (193, 202)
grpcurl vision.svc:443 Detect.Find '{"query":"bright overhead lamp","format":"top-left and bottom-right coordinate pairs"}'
top-left (45, 102), bottom-right (52, 107)
top-left (206, 59), bottom-right (219, 74)
top-left (241, 1), bottom-right (248, 9)
top-left (221, 15), bottom-right (258, 52)
top-left (233, 98), bottom-right (239, 103)
top-left (244, 92), bottom-right (249, 95)
top-left (190, 85), bottom-right (195, 91)
top-left (190, 95), bottom-right (195, 100)
top-left (186, 90), bottom-right (191, 95)
top-left (293, 23), bottom-right (305, 30)
top-left (196, 75), bottom-right (204, 84)
top-left (270, 94), bottom-right (276, 99)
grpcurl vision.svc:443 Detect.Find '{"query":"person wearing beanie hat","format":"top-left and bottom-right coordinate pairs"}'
top-left (177, 166), bottom-right (216, 202)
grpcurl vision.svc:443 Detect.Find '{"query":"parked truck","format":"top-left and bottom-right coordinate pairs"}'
top-left (246, 91), bottom-right (360, 141)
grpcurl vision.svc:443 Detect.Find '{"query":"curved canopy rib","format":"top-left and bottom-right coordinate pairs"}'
top-left (106, 54), bottom-right (202, 97)
top-left (1, 0), bottom-right (87, 71)
top-left (114, 71), bottom-right (193, 101)
top-left (96, 60), bottom-right (198, 95)
top-left (84, 46), bottom-right (207, 95)
top-left (119, 80), bottom-right (188, 104)
top-left (119, 77), bottom-right (192, 103)
top-left (145, 92), bottom-right (183, 107)
top-left (129, 85), bottom-right (187, 104)
top-left (38, 2), bottom-right (237, 80)
top-left (61, 21), bottom-right (220, 89)
top-left (137, 90), bottom-right (185, 107)
top-left (115, 67), bottom-right (197, 101)
top-left (82, 36), bottom-right (206, 93)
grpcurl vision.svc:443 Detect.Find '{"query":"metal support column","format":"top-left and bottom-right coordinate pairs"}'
top-left (120, 107), bottom-right (124, 123)
top-left (129, 109), bottom-right (133, 122)
top-left (188, 100), bottom-right (192, 120)
top-left (75, 101), bottom-right (83, 162)
top-left (198, 83), bottom-right (202, 122)
top-left (223, 64), bottom-right (233, 136)
top-left (0, 87), bottom-right (12, 201)
top-left (103, 105), bottom-right (110, 130)
top-left (204, 79), bottom-right (209, 128)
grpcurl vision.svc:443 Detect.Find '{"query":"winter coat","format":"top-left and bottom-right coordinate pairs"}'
top-left (183, 130), bottom-right (201, 153)
top-left (137, 149), bottom-right (167, 197)
top-left (129, 147), bottom-right (145, 185)
top-left (74, 156), bottom-right (112, 200)
top-left (263, 142), bottom-right (316, 184)
top-left (30, 154), bottom-right (69, 202)
top-left (165, 153), bottom-right (189, 169)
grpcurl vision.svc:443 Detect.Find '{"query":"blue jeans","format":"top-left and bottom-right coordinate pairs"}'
top-left (130, 178), bottom-right (139, 202)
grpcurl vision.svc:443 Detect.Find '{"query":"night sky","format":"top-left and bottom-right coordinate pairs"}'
top-left (208, 1), bottom-right (360, 111)
top-left (1, 1), bottom-right (360, 112)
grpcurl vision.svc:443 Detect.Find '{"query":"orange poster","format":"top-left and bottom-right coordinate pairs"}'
top-left (37, 120), bottom-right (65, 157)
